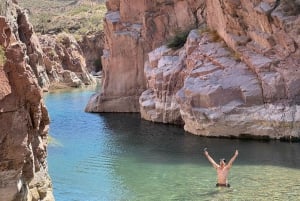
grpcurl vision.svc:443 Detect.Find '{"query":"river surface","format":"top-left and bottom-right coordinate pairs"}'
top-left (45, 88), bottom-right (300, 201)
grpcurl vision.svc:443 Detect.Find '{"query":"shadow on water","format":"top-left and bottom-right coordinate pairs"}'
top-left (99, 113), bottom-right (300, 169)
top-left (45, 89), bottom-right (300, 200)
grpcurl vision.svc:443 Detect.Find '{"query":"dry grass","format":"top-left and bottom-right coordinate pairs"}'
top-left (198, 24), bottom-right (210, 35)
top-left (210, 30), bottom-right (223, 42)
top-left (19, 0), bottom-right (107, 36)
top-left (232, 51), bottom-right (242, 62)
top-left (198, 25), bottom-right (223, 43)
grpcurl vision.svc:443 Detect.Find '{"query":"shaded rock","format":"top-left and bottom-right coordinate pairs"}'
top-left (78, 31), bottom-right (105, 73)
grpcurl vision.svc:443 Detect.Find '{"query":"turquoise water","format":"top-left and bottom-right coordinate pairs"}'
top-left (45, 89), bottom-right (300, 201)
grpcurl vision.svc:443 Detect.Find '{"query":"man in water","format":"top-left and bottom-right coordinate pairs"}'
top-left (204, 148), bottom-right (238, 187)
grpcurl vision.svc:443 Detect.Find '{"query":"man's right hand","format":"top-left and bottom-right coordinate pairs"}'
top-left (204, 147), bottom-right (208, 155)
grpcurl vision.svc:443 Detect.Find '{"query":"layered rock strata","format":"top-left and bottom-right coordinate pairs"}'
top-left (140, 0), bottom-right (300, 139)
top-left (0, 1), bottom-right (54, 201)
top-left (86, 0), bottom-right (206, 112)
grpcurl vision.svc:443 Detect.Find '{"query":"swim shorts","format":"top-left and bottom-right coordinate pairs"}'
top-left (216, 183), bottom-right (230, 187)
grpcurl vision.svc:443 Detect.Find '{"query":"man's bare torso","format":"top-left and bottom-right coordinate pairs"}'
top-left (217, 166), bottom-right (230, 184)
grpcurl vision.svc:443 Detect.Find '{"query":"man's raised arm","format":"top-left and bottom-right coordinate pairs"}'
top-left (227, 150), bottom-right (238, 167)
top-left (204, 148), bottom-right (219, 169)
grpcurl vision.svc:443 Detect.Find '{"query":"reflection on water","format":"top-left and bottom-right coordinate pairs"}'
top-left (45, 89), bottom-right (300, 201)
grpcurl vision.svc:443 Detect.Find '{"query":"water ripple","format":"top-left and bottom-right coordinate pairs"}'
top-left (45, 89), bottom-right (300, 201)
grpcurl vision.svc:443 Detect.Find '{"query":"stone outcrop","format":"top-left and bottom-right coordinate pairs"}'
top-left (39, 33), bottom-right (96, 89)
top-left (140, 0), bottom-right (300, 140)
top-left (0, 1), bottom-right (54, 201)
top-left (89, 0), bottom-right (300, 140)
top-left (85, 0), bottom-right (206, 112)
top-left (15, 4), bottom-right (51, 90)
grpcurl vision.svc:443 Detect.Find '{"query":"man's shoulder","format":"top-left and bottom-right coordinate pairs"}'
top-left (224, 165), bottom-right (232, 169)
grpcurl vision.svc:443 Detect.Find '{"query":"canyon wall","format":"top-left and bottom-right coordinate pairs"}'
top-left (9, 3), bottom-right (96, 91)
top-left (0, 1), bottom-right (54, 200)
top-left (88, 0), bottom-right (300, 140)
top-left (140, 0), bottom-right (300, 139)
top-left (86, 0), bottom-right (206, 112)
top-left (78, 31), bottom-right (105, 73)
top-left (39, 33), bottom-right (96, 90)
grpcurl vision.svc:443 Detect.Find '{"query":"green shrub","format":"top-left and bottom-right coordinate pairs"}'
top-left (0, 46), bottom-right (6, 67)
top-left (19, 0), bottom-right (107, 35)
top-left (167, 30), bottom-right (190, 50)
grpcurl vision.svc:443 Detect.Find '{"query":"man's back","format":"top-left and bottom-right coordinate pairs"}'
top-left (217, 166), bottom-right (230, 184)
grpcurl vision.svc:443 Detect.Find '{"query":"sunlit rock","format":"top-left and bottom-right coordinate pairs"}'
top-left (39, 33), bottom-right (96, 89)
top-left (141, 0), bottom-right (300, 139)
top-left (86, 0), bottom-right (206, 112)
top-left (0, 1), bottom-right (54, 200)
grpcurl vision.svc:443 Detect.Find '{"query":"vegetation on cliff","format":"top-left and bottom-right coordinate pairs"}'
top-left (19, 0), bottom-right (106, 37)
top-left (167, 30), bottom-right (190, 50)
top-left (0, 46), bottom-right (5, 66)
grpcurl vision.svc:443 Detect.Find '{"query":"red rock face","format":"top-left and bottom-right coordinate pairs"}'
top-left (16, 6), bottom-right (51, 90)
top-left (0, 2), bottom-right (53, 201)
top-left (86, 0), bottom-right (206, 112)
top-left (140, 0), bottom-right (300, 139)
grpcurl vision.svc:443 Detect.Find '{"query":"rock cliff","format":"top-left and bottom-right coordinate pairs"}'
top-left (0, 1), bottom-right (54, 201)
top-left (89, 0), bottom-right (300, 140)
top-left (142, 0), bottom-right (300, 139)
top-left (86, 0), bottom-right (206, 112)
top-left (5, 1), bottom-right (97, 91)
top-left (39, 33), bottom-right (96, 90)
top-left (78, 31), bottom-right (105, 73)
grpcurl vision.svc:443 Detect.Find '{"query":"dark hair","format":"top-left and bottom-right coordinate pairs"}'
top-left (220, 158), bottom-right (226, 163)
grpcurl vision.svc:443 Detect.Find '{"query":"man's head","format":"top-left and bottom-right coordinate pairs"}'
top-left (219, 158), bottom-right (226, 167)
